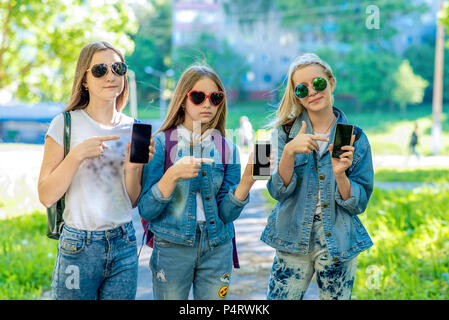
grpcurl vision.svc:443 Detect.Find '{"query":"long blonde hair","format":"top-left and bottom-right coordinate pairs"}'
top-left (64, 41), bottom-right (129, 112)
top-left (271, 53), bottom-right (336, 128)
top-left (156, 65), bottom-right (227, 137)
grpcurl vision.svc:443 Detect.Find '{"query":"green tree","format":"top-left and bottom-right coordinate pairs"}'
top-left (392, 60), bottom-right (429, 113)
top-left (0, 0), bottom-right (137, 103)
top-left (274, 0), bottom-right (426, 47)
top-left (316, 45), bottom-right (400, 112)
top-left (126, 0), bottom-right (172, 109)
top-left (172, 32), bottom-right (250, 97)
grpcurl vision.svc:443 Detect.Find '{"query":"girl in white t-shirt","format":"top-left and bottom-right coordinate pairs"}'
top-left (38, 41), bottom-right (155, 300)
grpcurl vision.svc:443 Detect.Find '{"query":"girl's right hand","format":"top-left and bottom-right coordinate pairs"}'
top-left (70, 136), bottom-right (120, 162)
top-left (169, 156), bottom-right (214, 180)
top-left (285, 121), bottom-right (329, 155)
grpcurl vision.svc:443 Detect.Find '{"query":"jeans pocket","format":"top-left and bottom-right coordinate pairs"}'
top-left (59, 236), bottom-right (85, 255)
top-left (124, 228), bottom-right (137, 245)
top-left (154, 235), bottom-right (174, 247)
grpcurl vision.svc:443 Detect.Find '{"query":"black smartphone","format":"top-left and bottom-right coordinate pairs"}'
top-left (252, 141), bottom-right (271, 180)
top-left (130, 123), bottom-right (152, 163)
top-left (332, 123), bottom-right (354, 159)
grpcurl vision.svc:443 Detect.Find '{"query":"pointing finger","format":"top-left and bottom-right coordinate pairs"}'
top-left (298, 121), bottom-right (307, 134)
top-left (99, 135), bottom-right (120, 141)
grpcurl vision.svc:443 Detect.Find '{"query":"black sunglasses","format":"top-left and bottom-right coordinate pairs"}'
top-left (86, 62), bottom-right (127, 78)
top-left (294, 77), bottom-right (327, 98)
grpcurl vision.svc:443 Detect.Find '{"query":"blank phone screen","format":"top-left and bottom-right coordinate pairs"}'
top-left (130, 123), bottom-right (152, 163)
top-left (253, 143), bottom-right (271, 176)
top-left (332, 124), bottom-right (353, 158)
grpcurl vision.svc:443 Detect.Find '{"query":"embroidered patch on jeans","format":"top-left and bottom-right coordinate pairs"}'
top-left (220, 273), bottom-right (231, 283)
top-left (218, 285), bottom-right (228, 298)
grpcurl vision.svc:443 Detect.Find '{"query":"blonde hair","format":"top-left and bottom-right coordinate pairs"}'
top-left (156, 65), bottom-right (227, 136)
top-left (64, 41), bottom-right (129, 112)
top-left (271, 53), bottom-right (336, 128)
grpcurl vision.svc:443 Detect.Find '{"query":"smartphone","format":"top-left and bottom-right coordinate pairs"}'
top-left (332, 123), bottom-right (354, 159)
top-left (130, 123), bottom-right (152, 163)
top-left (252, 141), bottom-right (271, 180)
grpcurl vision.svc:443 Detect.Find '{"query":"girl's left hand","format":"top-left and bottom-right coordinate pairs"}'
top-left (328, 135), bottom-right (355, 177)
top-left (124, 139), bottom-right (156, 171)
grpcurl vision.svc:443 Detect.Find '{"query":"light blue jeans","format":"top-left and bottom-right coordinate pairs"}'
top-left (267, 218), bottom-right (358, 300)
top-left (51, 222), bottom-right (138, 300)
top-left (150, 222), bottom-right (233, 300)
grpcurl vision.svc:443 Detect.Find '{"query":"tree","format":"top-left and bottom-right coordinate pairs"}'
top-left (172, 32), bottom-right (250, 97)
top-left (126, 0), bottom-right (172, 108)
top-left (0, 0), bottom-right (137, 103)
top-left (392, 60), bottom-right (429, 113)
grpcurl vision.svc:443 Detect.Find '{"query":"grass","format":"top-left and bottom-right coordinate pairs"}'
top-left (263, 168), bottom-right (449, 299)
top-left (0, 211), bottom-right (57, 299)
top-left (374, 167), bottom-right (449, 184)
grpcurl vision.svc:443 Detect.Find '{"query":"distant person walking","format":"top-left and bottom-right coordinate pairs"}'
top-left (409, 123), bottom-right (420, 158)
top-left (239, 116), bottom-right (253, 148)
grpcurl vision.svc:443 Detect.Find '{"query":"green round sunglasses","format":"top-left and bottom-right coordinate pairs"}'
top-left (294, 77), bottom-right (327, 99)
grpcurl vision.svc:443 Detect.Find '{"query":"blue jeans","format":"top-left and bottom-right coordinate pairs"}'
top-left (51, 222), bottom-right (138, 300)
top-left (150, 222), bottom-right (233, 300)
top-left (267, 218), bottom-right (357, 300)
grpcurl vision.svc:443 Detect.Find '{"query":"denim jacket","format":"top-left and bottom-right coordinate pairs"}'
top-left (261, 107), bottom-right (374, 262)
top-left (137, 128), bottom-right (249, 248)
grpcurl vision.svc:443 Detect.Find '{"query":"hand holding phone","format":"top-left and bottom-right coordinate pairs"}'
top-left (331, 124), bottom-right (354, 159)
top-left (130, 123), bottom-right (152, 163)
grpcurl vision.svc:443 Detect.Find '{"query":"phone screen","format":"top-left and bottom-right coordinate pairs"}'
top-left (332, 123), bottom-right (353, 158)
top-left (253, 142), bottom-right (271, 177)
top-left (130, 123), bottom-right (152, 163)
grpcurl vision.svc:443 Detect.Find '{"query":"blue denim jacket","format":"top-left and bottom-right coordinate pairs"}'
top-left (137, 129), bottom-right (249, 248)
top-left (261, 107), bottom-right (374, 262)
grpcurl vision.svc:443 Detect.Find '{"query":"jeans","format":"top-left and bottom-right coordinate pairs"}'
top-left (267, 218), bottom-right (358, 300)
top-left (51, 222), bottom-right (138, 300)
top-left (150, 222), bottom-right (233, 300)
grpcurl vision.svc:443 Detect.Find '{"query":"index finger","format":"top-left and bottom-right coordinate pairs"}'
top-left (309, 135), bottom-right (329, 142)
top-left (196, 158), bottom-right (215, 163)
top-left (99, 136), bottom-right (120, 141)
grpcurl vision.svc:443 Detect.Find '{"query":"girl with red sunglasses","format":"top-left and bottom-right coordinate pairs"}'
top-left (137, 65), bottom-right (261, 300)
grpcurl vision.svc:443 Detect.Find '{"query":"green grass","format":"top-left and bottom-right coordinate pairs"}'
top-left (353, 187), bottom-right (449, 299)
top-left (0, 211), bottom-right (57, 299)
top-left (374, 168), bottom-right (449, 183)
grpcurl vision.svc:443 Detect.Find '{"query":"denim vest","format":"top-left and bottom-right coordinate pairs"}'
top-left (137, 129), bottom-right (249, 248)
top-left (261, 107), bottom-right (374, 262)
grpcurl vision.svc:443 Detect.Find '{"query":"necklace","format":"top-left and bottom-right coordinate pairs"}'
top-left (314, 114), bottom-right (336, 134)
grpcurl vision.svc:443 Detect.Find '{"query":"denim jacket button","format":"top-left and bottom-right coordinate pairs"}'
top-left (202, 171), bottom-right (206, 176)
top-left (333, 257), bottom-right (339, 262)
top-left (326, 232), bottom-right (332, 237)
top-left (213, 243), bottom-right (218, 247)
top-left (319, 174), bottom-right (325, 180)
top-left (205, 196), bottom-right (210, 201)
top-left (209, 220), bottom-right (215, 225)
top-left (322, 203), bottom-right (328, 208)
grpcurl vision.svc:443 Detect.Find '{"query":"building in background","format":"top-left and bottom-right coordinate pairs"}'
top-left (172, 0), bottom-right (439, 100)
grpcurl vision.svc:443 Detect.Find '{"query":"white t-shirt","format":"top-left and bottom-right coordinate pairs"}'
top-left (46, 109), bottom-right (134, 231)
top-left (314, 132), bottom-right (330, 217)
